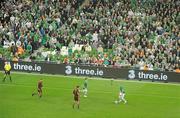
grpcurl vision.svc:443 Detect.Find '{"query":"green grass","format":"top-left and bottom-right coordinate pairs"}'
top-left (0, 72), bottom-right (180, 118)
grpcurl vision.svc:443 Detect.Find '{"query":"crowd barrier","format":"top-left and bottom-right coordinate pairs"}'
top-left (0, 60), bottom-right (179, 83)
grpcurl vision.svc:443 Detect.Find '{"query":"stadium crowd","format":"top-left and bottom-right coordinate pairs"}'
top-left (0, 0), bottom-right (179, 72)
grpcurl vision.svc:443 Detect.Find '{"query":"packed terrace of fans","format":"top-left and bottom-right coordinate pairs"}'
top-left (0, 0), bottom-right (179, 72)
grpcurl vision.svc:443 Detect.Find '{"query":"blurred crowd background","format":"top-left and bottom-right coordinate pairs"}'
top-left (0, 0), bottom-right (179, 72)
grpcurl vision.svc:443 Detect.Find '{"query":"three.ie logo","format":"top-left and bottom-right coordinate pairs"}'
top-left (65, 65), bottom-right (104, 76)
top-left (128, 70), bottom-right (135, 79)
top-left (128, 70), bottom-right (168, 81)
top-left (65, 66), bottom-right (72, 75)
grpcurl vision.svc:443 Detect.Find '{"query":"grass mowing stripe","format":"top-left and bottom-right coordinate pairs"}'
top-left (1, 83), bottom-right (180, 100)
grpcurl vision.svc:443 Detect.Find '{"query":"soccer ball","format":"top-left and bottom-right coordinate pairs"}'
top-left (114, 100), bottom-right (118, 104)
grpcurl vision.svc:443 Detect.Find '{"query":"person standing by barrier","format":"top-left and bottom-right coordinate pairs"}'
top-left (2, 61), bottom-right (12, 82)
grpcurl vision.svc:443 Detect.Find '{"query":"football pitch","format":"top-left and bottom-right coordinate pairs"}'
top-left (0, 72), bottom-right (180, 118)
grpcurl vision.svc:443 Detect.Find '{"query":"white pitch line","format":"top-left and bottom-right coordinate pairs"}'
top-left (1, 71), bottom-right (180, 86)
top-left (0, 83), bottom-right (180, 100)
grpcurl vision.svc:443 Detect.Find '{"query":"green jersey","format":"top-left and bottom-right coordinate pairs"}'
top-left (84, 79), bottom-right (88, 89)
top-left (120, 86), bottom-right (125, 93)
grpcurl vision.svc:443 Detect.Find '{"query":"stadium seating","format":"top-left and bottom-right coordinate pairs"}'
top-left (0, 0), bottom-right (179, 71)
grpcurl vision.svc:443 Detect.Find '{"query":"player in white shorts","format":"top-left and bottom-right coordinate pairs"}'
top-left (82, 78), bottom-right (88, 97)
top-left (118, 90), bottom-right (127, 104)
top-left (116, 86), bottom-right (127, 104)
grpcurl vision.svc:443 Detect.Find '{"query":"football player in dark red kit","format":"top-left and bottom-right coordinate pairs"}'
top-left (32, 79), bottom-right (43, 98)
top-left (73, 86), bottom-right (80, 109)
